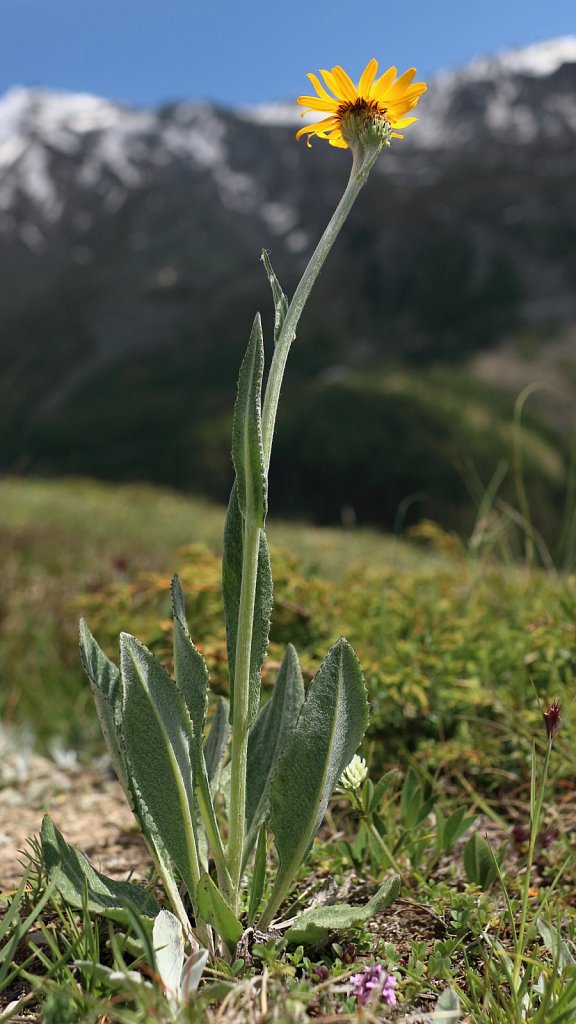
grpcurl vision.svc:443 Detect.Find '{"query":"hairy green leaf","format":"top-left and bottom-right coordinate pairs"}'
top-left (247, 825), bottom-right (268, 926)
top-left (171, 575), bottom-right (229, 881)
top-left (204, 697), bottom-right (230, 793)
top-left (463, 833), bottom-right (497, 890)
top-left (231, 313), bottom-right (266, 524)
top-left (196, 873), bottom-right (243, 953)
top-left (171, 574), bottom-right (210, 771)
top-left (261, 250), bottom-right (288, 343)
top-left (537, 919), bottom-right (576, 969)
top-left (433, 987), bottom-right (462, 1021)
top-left (120, 633), bottom-right (200, 900)
top-left (80, 621), bottom-right (191, 931)
top-left (284, 875), bottom-right (399, 946)
top-left (260, 637), bottom-right (368, 928)
top-left (41, 816), bottom-right (159, 923)
top-left (243, 644), bottom-right (304, 865)
top-left (79, 618), bottom-right (127, 791)
top-left (222, 484), bottom-right (272, 724)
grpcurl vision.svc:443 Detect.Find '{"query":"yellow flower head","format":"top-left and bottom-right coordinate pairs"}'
top-left (296, 59), bottom-right (427, 149)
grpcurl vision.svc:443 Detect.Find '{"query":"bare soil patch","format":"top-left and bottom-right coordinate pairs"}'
top-left (0, 746), bottom-right (149, 892)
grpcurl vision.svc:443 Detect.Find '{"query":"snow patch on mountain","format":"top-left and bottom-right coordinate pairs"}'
top-left (0, 87), bottom-right (267, 235)
top-left (466, 36), bottom-right (576, 80)
top-left (408, 37), bottom-right (576, 149)
top-left (1, 36), bottom-right (576, 241)
top-left (241, 102), bottom-right (300, 126)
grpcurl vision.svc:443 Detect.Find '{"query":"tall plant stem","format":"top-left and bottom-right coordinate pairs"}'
top-left (227, 142), bottom-right (381, 915)
top-left (227, 514), bottom-right (262, 909)
top-left (261, 147), bottom-right (377, 466)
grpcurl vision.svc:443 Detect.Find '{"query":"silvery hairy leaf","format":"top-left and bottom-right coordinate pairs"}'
top-left (260, 637), bottom-right (368, 928)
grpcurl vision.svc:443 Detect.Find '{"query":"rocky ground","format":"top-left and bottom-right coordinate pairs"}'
top-left (0, 735), bottom-right (149, 893)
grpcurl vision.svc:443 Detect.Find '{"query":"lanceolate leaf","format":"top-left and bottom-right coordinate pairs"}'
top-left (170, 575), bottom-right (229, 883)
top-left (129, 776), bottom-right (194, 936)
top-left (243, 644), bottom-right (305, 866)
top-left (120, 633), bottom-right (200, 900)
top-left (262, 250), bottom-right (288, 343)
top-left (153, 910), bottom-right (185, 999)
top-left (196, 873), bottom-right (243, 954)
top-left (231, 313), bottom-right (267, 525)
top-left (204, 698), bottom-right (230, 793)
top-left (463, 833), bottom-right (497, 890)
top-left (80, 621), bottom-right (192, 933)
top-left (79, 619), bottom-right (127, 791)
top-left (181, 948), bottom-right (210, 1000)
top-left (247, 825), bottom-right (268, 926)
top-left (433, 987), bottom-right (462, 1022)
top-left (41, 816), bottom-right (159, 923)
top-left (222, 484), bottom-right (273, 724)
top-left (259, 637), bottom-right (369, 929)
top-left (171, 574), bottom-right (210, 771)
top-left (284, 875), bottom-right (400, 946)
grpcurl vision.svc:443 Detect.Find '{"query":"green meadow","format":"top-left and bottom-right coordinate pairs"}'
top-left (1, 475), bottom-right (576, 1022)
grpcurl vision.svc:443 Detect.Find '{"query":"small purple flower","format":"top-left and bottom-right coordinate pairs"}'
top-left (538, 827), bottom-right (559, 849)
top-left (350, 964), bottom-right (397, 1007)
top-left (512, 823), bottom-right (528, 845)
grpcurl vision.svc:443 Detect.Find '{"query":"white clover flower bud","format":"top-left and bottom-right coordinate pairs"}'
top-left (339, 754), bottom-right (368, 791)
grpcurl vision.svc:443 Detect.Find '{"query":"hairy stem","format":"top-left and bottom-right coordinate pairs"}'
top-left (261, 147), bottom-right (376, 467)
top-left (227, 141), bottom-right (380, 917)
top-left (227, 516), bottom-right (262, 911)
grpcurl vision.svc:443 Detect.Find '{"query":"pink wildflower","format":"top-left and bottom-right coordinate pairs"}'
top-left (350, 964), bottom-right (397, 1007)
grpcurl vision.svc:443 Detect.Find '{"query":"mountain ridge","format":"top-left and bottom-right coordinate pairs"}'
top-left (1, 38), bottom-right (575, 535)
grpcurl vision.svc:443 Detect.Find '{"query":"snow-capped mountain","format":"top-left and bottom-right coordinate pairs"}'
top-left (0, 88), bottom-right (285, 241)
top-left (462, 36), bottom-right (576, 80)
top-left (410, 36), bottom-right (576, 148)
top-left (0, 38), bottom-right (575, 518)
top-left (2, 37), bottom-right (576, 239)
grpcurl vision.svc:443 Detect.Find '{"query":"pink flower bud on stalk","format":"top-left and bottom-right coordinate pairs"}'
top-left (543, 700), bottom-right (561, 742)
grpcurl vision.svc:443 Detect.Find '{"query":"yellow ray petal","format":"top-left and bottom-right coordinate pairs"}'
top-left (330, 65), bottom-right (358, 101)
top-left (398, 82), bottom-right (428, 101)
top-left (386, 94), bottom-right (424, 119)
top-left (357, 58), bottom-right (379, 97)
top-left (319, 68), bottom-right (345, 99)
top-left (392, 116), bottom-right (418, 128)
top-left (296, 116), bottom-right (334, 138)
top-left (313, 117), bottom-right (341, 134)
top-left (386, 67), bottom-right (417, 99)
top-left (297, 95), bottom-right (342, 112)
top-left (296, 60), bottom-right (426, 149)
top-left (371, 66), bottom-right (397, 99)
top-left (306, 72), bottom-right (334, 102)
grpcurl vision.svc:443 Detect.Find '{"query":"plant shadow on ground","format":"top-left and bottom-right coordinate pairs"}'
top-left (1, 477), bottom-right (576, 1022)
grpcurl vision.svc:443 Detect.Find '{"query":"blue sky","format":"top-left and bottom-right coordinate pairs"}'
top-left (1, 0), bottom-right (574, 108)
